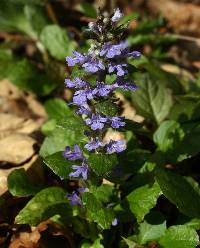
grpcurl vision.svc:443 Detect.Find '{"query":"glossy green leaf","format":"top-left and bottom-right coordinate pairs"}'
top-left (15, 187), bottom-right (71, 226)
top-left (131, 73), bottom-right (173, 124)
top-left (40, 124), bottom-right (87, 158)
top-left (40, 24), bottom-right (76, 60)
top-left (82, 193), bottom-right (114, 229)
top-left (43, 152), bottom-right (73, 179)
top-left (88, 153), bottom-right (118, 177)
top-left (156, 168), bottom-right (200, 218)
top-left (159, 225), bottom-right (199, 248)
top-left (7, 169), bottom-right (40, 197)
top-left (137, 212), bottom-right (166, 244)
top-left (127, 182), bottom-right (162, 222)
top-left (44, 98), bottom-right (73, 120)
top-left (153, 120), bottom-right (185, 152)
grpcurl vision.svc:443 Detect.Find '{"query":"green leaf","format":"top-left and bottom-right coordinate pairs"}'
top-left (153, 120), bottom-right (185, 152)
top-left (43, 152), bottom-right (73, 179)
top-left (154, 120), bottom-right (200, 163)
top-left (44, 98), bottom-right (73, 120)
top-left (7, 169), bottom-right (40, 197)
top-left (80, 3), bottom-right (97, 18)
top-left (24, 5), bottom-right (50, 35)
top-left (88, 153), bottom-right (118, 177)
top-left (122, 237), bottom-right (143, 248)
top-left (127, 182), bottom-right (162, 222)
top-left (95, 100), bottom-right (120, 116)
top-left (137, 212), bottom-right (166, 244)
top-left (15, 187), bottom-right (72, 226)
top-left (40, 24), bottom-right (76, 60)
top-left (90, 184), bottom-right (114, 204)
top-left (159, 225), bottom-right (199, 248)
top-left (82, 193), bottom-right (114, 229)
top-left (40, 124), bottom-right (87, 158)
top-left (131, 73), bottom-right (173, 124)
top-left (57, 115), bottom-right (88, 132)
top-left (41, 119), bottom-right (57, 136)
top-left (0, 58), bottom-right (57, 96)
top-left (155, 168), bottom-right (200, 218)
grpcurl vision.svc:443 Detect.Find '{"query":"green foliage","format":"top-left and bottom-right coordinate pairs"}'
top-left (82, 193), bottom-right (114, 229)
top-left (80, 3), bottom-right (97, 18)
top-left (40, 24), bottom-right (76, 60)
top-left (40, 124), bottom-right (86, 157)
top-left (136, 213), bottom-right (166, 244)
top-left (0, 57), bottom-right (57, 96)
top-left (7, 169), bottom-right (41, 197)
top-left (159, 225), bottom-right (199, 248)
top-left (88, 153), bottom-right (118, 177)
top-left (131, 73), bottom-right (173, 125)
top-left (127, 182), bottom-right (162, 222)
top-left (156, 168), bottom-right (200, 218)
top-left (43, 152), bottom-right (73, 179)
top-left (15, 187), bottom-right (71, 226)
top-left (3, 4), bottom-right (200, 247)
top-left (95, 99), bottom-right (120, 116)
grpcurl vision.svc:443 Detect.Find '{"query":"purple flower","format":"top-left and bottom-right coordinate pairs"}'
top-left (73, 89), bottom-right (94, 105)
top-left (110, 117), bottom-right (125, 128)
top-left (76, 105), bottom-right (91, 116)
top-left (108, 63), bottom-right (128, 76)
top-left (78, 187), bottom-right (89, 193)
top-left (112, 218), bottom-right (118, 226)
top-left (127, 51), bottom-right (141, 58)
top-left (100, 41), bottom-right (128, 59)
top-left (111, 8), bottom-right (122, 22)
top-left (93, 82), bottom-right (113, 97)
top-left (120, 82), bottom-right (137, 91)
top-left (82, 59), bottom-right (105, 73)
top-left (66, 51), bottom-right (87, 66)
top-left (63, 144), bottom-right (84, 161)
top-left (64, 77), bottom-right (87, 89)
top-left (69, 161), bottom-right (89, 180)
top-left (67, 191), bottom-right (82, 206)
top-left (85, 114), bottom-right (107, 130)
top-left (106, 140), bottom-right (126, 154)
top-left (84, 137), bottom-right (104, 151)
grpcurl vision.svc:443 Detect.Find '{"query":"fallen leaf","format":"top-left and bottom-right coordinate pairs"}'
top-left (0, 134), bottom-right (36, 164)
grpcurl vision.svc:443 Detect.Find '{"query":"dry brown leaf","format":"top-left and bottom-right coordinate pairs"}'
top-left (0, 134), bottom-right (36, 164)
top-left (0, 114), bottom-right (41, 139)
top-left (147, 0), bottom-right (200, 36)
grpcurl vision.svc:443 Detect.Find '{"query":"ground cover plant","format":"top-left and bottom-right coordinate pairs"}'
top-left (0, 0), bottom-right (200, 247)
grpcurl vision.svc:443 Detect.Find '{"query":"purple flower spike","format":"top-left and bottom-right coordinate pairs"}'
top-left (84, 137), bottom-right (104, 151)
top-left (78, 187), bottom-right (89, 193)
top-left (63, 144), bottom-right (84, 161)
top-left (67, 191), bottom-right (82, 206)
top-left (106, 140), bottom-right (126, 154)
top-left (73, 89), bottom-right (94, 105)
top-left (76, 105), bottom-right (91, 116)
top-left (69, 161), bottom-right (89, 180)
top-left (111, 8), bottom-right (122, 22)
top-left (100, 41), bottom-right (128, 59)
top-left (110, 117), bottom-right (125, 129)
top-left (65, 77), bottom-right (87, 89)
top-left (93, 82), bottom-right (113, 97)
top-left (128, 51), bottom-right (141, 58)
top-left (85, 114), bottom-right (107, 130)
top-left (108, 64), bottom-right (128, 76)
top-left (112, 218), bottom-right (119, 226)
top-left (66, 51), bottom-right (86, 67)
top-left (82, 59), bottom-right (105, 73)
